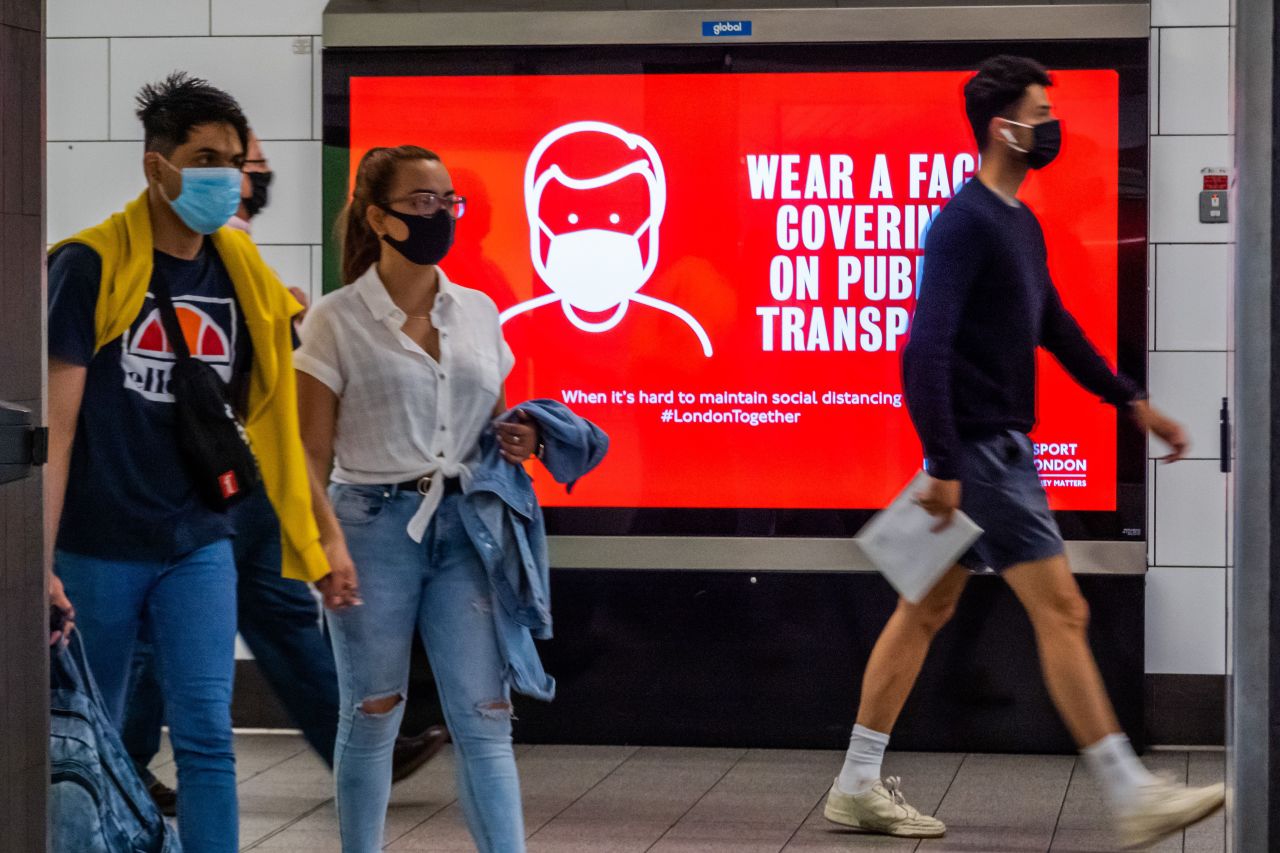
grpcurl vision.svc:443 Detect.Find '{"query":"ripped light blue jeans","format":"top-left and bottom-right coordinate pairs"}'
top-left (325, 483), bottom-right (524, 853)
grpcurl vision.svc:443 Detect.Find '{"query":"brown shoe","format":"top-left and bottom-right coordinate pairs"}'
top-left (147, 779), bottom-right (177, 818)
top-left (392, 725), bottom-right (450, 784)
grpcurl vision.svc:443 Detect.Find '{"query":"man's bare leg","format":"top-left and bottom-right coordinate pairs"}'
top-left (834, 566), bottom-right (970, 793)
top-left (854, 565), bottom-right (971, 732)
top-left (1001, 554), bottom-right (1118, 745)
top-left (1003, 554), bottom-right (1223, 846)
top-left (823, 566), bottom-right (969, 838)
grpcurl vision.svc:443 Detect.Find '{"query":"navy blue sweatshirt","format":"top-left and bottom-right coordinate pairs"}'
top-left (901, 179), bottom-right (1140, 480)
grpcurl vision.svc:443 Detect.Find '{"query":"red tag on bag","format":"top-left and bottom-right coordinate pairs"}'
top-left (218, 471), bottom-right (240, 499)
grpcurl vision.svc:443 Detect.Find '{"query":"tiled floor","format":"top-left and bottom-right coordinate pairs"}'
top-left (150, 734), bottom-right (1226, 852)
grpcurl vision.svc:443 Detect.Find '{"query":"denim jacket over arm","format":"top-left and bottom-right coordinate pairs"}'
top-left (458, 399), bottom-right (609, 701)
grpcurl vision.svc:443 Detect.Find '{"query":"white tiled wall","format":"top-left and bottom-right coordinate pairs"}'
top-left (46, 39), bottom-right (108, 141)
top-left (1149, 352), bottom-right (1227, 460)
top-left (45, 0), bottom-right (1237, 675)
top-left (1151, 0), bottom-right (1231, 27)
top-left (242, 140), bottom-right (324, 245)
top-left (1150, 136), bottom-right (1234, 243)
top-left (257, 245), bottom-right (312, 292)
top-left (46, 2), bottom-right (325, 304)
top-left (1155, 461), bottom-right (1229, 568)
top-left (108, 37), bottom-right (315, 142)
top-left (1154, 243), bottom-right (1231, 350)
top-left (47, 142), bottom-right (149, 241)
top-left (1146, 350), bottom-right (1223, 461)
top-left (48, 0), bottom-right (209, 38)
top-left (211, 0), bottom-right (326, 36)
top-left (1146, 0), bottom-right (1233, 675)
top-left (1158, 27), bottom-right (1231, 135)
top-left (1146, 567), bottom-right (1228, 674)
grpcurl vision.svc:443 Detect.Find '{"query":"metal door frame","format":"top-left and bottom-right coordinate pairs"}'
top-left (1231, 0), bottom-right (1275, 848)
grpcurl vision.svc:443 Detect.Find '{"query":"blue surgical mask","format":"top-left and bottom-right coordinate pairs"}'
top-left (158, 157), bottom-right (243, 234)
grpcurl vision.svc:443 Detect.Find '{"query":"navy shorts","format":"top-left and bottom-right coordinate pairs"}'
top-left (955, 430), bottom-right (1065, 573)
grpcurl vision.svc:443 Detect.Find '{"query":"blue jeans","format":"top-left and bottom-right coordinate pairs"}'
top-left (57, 540), bottom-right (239, 853)
top-left (326, 484), bottom-right (524, 853)
top-left (122, 626), bottom-right (164, 784)
top-left (123, 489), bottom-right (340, 769)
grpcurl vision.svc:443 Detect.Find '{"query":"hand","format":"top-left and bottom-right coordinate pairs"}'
top-left (49, 573), bottom-right (75, 647)
top-left (288, 287), bottom-right (311, 329)
top-left (495, 409), bottom-right (540, 465)
top-left (915, 476), bottom-right (962, 532)
top-left (1131, 400), bottom-right (1190, 462)
top-left (315, 540), bottom-right (362, 611)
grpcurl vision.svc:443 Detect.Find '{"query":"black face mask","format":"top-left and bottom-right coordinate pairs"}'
top-left (242, 170), bottom-right (273, 218)
top-left (1004, 119), bottom-right (1062, 170)
top-left (379, 207), bottom-right (455, 266)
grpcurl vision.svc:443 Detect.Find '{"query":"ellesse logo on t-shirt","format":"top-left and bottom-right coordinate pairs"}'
top-left (121, 294), bottom-right (238, 403)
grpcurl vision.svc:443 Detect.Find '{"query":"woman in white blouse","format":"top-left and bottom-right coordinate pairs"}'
top-left (294, 146), bottom-right (538, 853)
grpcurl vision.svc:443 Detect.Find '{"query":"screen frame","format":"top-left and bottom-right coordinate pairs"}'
top-left (323, 38), bottom-right (1149, 560)
top-left (321, 3), bottom-right (1150, 49)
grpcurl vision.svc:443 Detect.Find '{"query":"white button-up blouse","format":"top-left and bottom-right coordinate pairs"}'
top-left (294, 263), bottom-right (514, 541)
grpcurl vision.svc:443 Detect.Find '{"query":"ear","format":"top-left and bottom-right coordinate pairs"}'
top-left (143, 151), bottom-right (163, 186)
top-left (986, 116), bottom-right (1003, 147)
top-left (364, 203), bottom-right (385, 238)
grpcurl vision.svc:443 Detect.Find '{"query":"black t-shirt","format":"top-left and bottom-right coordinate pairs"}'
top-left (48, 241), bottom-right (254, 560)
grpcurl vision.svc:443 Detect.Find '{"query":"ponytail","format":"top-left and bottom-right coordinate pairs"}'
top-left (337, 200), bottom-right (381, 286)
top-left (337, 145), bottom-right (441, 285)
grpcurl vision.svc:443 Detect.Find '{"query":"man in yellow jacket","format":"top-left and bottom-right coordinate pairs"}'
top-left (45, 73), bottom-right (332, 853)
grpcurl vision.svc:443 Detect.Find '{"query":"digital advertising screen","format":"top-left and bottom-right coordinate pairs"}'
top-left (326, 42), bottom-right (1147, 540)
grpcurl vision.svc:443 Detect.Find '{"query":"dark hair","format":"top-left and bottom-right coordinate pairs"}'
top-left (337, 146), bottom-right (441, 285)
top-left (135, 71), bottom-right (249, 156)
top-left (964, 55), bottom-right (1052, 150)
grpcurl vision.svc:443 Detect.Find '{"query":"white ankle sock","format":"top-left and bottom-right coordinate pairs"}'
top-left (836, 724), bottom-right (890, 795)
top-left (1082, 733), bottom-right (1158, 809)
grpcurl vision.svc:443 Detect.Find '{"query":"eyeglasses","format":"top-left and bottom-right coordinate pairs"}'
top-left (384, 192), bottom-right (467, 220)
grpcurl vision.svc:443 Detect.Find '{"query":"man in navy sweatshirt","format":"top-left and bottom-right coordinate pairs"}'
top-left (821, 56), bottom-right (1224, 848)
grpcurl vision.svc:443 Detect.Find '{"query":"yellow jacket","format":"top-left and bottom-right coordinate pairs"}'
top-left (50, 190), bottom-right (330, 582)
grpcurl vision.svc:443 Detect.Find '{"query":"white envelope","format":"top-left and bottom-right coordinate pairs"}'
top-left (855, 470), bottom-right (983, 604)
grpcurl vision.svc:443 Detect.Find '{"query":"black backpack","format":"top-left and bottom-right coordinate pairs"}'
top-left (153, 276), bottom-right (261, 511)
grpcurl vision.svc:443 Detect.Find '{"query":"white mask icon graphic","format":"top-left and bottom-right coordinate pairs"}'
top-left (501, 120), bottom-right (713, 356)
top-left (542, 227), bottom-right (650, 314)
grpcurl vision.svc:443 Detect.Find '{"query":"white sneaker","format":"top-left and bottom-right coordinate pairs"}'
top-left (1114, 777), bottom-right (1225, 849)
top-left (822, 776), bottom-right (946, 838)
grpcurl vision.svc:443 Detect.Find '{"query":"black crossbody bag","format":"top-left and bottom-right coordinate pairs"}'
top-left (152, 278), bottom-right (261, 511)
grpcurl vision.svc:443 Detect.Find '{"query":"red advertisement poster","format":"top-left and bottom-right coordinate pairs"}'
top-left (349, 69), bottom-right (1120, 511)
